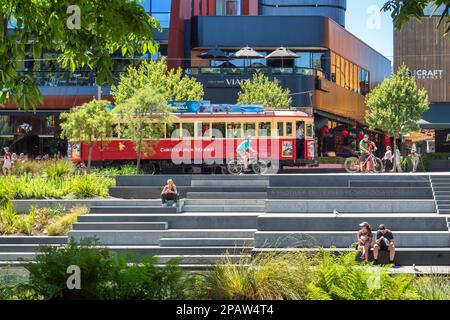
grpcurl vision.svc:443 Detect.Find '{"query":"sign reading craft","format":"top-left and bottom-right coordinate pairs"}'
top-left (411, 69), bottom-right (444, 80)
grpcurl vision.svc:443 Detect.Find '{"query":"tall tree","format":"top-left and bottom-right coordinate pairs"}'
top-left (112, 58), bottom-right (204, 105)
top-left (365, 65), bottom-right (429, 171)
top-left (60, 99), bottom-right (114, 171)
top-left (383, 0), bottom-right (450, 35)
top-left (113, 86), bottom-right (175, 172)
top-left (237, 73), bottom-right (292, 109)
top-left (0, 0), bottom-right (159, 110)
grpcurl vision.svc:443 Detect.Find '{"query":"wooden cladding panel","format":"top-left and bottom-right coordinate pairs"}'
top-left (325, 18), bottom-right (391, 89)
top-left (394, 17), bottom-right (450, 102)
top-left (314, 79), bottom-right (367, 124)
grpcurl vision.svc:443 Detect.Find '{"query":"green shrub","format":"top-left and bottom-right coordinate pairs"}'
top-left (422, 152), bottom-right (450, 171)
top-left (307, 250), bottom-right (417, 300)
top-left (46, 206), bottom-right (88, 236)
top-left (21, 239), bottom-right (191, 300)
top-left (318, 157), bottom-right (347, 164)
top-left (69, 174), bottom-right (114, 198)
top-left (413, 276), bottom-right (450, 300)
top-left (43, 159), bottom-right (74, 178)
top-left (0, 202), bottom-right (18, 234)
top-left (195, 252), bottom-right (314, 300)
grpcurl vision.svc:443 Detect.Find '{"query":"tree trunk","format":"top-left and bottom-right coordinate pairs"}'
top-left (136, 138), bottom-right (142, 174)
top-left (87, 142), bottom-right (94, 173)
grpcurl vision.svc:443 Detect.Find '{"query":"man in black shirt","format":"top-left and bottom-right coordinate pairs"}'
top-left (373, 224), bottom-right (396, 265)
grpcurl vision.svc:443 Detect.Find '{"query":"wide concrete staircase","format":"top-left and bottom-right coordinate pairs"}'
top-left (0, 236), bottom-right (67, 263)
top-left (431, 175), bottom-right (450, 214)
top-left (67, 177), bottom-right (266, 267)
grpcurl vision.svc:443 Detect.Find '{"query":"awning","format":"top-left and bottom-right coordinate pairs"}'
top-left (418, 103), bottom-right (450, 129)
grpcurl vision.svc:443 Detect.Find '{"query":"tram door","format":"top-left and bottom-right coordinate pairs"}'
top-left (295, 121), bottom-right (305, 159)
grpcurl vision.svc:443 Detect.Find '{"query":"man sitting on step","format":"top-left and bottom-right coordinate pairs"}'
top-left (373, 224), bottom-right (396, 265)
top-left (161, 179), bottom-right (179, 207)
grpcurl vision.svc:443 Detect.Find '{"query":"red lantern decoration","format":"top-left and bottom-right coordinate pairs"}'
top-left (357, 132), bottom-right (364, 140)
top-left (341, 129), bottom-right (349, 137)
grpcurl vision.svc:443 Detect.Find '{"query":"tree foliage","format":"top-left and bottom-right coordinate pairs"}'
top-left (60, 99), bottom-right (115, 171)
top-left (0, 0), bottom-right (159, 110)
top-left (365, 65), bottom-right (429, 171)
top-left (237, 73), bottom-right (292, 109)
top-left (111, 58), bottom-right (204, 105)
top-left (383, 0), bottom-right (450, 35)
top-left (365, 65), bottom-right (429, 138)
top-left (113, 86), bottom-right (175, 172)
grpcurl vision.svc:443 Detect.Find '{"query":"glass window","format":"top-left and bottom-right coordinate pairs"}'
top-left (306, 124), bottom-right (313, 138)
top-left (212, 123), bottom-right (226, 138)
top-left (136, 0), bottom-right (150, 12)
top-left (286, 122), bottom-right (293, 137)
top-left (331, 52), bottom-right (336, 83)
top-left (216, 0), bottom-right (241, 16)
top-left (312, 52), bottom-right (326, 71)
top-left (258, 122), bottom-right (271, 137)
top-left (182, 123), bottom-right (194, 138)
top-left (226, 123), bottom-right (242, 138)
top-left (277, 122), bottom-right (284, 137)
top-left (295, 52), bottom-right (311, 69)
top-left (151, 0), bottom-right (171, 12)
top-left (243, 123), bottom-right (256, 137)
top-left (167, 123), bottom-right (181, 139)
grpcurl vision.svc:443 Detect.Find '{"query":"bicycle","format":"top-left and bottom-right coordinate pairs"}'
top-left (344, 145), bottom-right (383, 173)
top-left (227, 153), bottom-right (269, 175)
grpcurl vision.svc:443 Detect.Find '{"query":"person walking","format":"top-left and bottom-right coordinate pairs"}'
top-left (2, 147), bottom-right (12, 175)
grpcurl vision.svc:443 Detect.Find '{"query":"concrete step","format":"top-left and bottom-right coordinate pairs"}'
top-left (164, 229), bottom-right (256, 238)
top-left (349, 181), bottom-right (430, 188)
top-left (434, 195), bottom-right (450, 200)
top-left (183, 205), bottom-right (265, 212)
top-left (0, 236), bottom-right (67, 245)
top-left (437, 204), bottom-right (450, 209)
top-left (0, 252), bottom-right (37, 261)
top-left (72, 222), bottom-right (169, 230)
top-left (108, 245), bottom-right (252, 256)
top-left (155, 255), bottom-right (249, 265)
top-left (432, 183), bottom-right (450, 187)
top-left (251, 248), bottom-right (450, 266)
top-left (68, 230), bottom-right (165, 245)
top-left (257, 214), bottom-right (448, 231)
top-left (78, 213), bottom-right (258, 229)
top-left (191, 180), bottom-right (269, 187)
top-left (0, 244), bottom-right (64, 252)
top-left (160, 238), bottom-right (255, 247)
top-left (268, 187), bottom-right (433, 200)
top-left (434, 191), bottom-right (450, 195)
top-left (187, 192), bottom-right (267, 199)
top-left (92, 200), bottom-right (163, 206)
top-left (265, 199), bottom-right (436, 213)
top-left (184, 199), bottom-right (265, 206)
top-left (89, 206), bottom-right (177, 214)
top-left (439, 209), bottom-right (450, 214)
top-left (255, 231), bottom-right (450, 248)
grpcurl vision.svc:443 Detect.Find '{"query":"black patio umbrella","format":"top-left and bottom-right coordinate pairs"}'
top-left (265, 47), bottom-right (298, 67)
top-left (199, 47), bottom-right (230, 60)
top-left (217, 61), bottom-right (236, 68)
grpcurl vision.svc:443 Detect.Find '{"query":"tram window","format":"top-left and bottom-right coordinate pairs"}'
top-left (286, 122), bottom-right (293, 137)
top-left (167, 123), bottom-right (181, 139)
top-left (243, 123), bottom-right (256, 137)
top-left (258, 122), bottom-right (271, 137)
top-left (200, 123), bottom-right (211, 138)
top-left (212, 123), bottom-right (226, 138)
top-left (112, 124), bottom-right (119, 138)
top-left (277, 122), bottom-right (284, 137)
top-left (227, 123), bottom-right (242, 138)
top-left (306, 124), bottom-right (313, 138)
top-left (182, 123), bottom-right (195, 138)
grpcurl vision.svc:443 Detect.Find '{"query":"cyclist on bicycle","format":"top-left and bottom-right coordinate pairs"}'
top-left (237, 136), bottom-right (257, 172)
top-left (359, 134), bottom-right (377, 172)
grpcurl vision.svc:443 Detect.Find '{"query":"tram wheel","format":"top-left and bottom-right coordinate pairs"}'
top-left (252, 160), bottom-right (269, 175)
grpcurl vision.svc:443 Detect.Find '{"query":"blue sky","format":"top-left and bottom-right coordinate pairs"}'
top-left (345, 0), bottom-right (393, 62)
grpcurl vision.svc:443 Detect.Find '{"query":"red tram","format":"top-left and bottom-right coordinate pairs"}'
top-left (69, 109), bottom-right (315, 174)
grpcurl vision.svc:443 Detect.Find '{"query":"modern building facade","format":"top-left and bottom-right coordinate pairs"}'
top-left (394, 5), bottom-right (450, 152)
top-left (2, 0), bottom-right (391, 158)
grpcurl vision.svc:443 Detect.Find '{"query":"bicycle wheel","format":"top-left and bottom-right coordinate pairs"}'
top-left (227, 159), bottom-right (244, 175)
top-left (344, 157), bottom-right (360, 173)
top-left (372, 157), bottom-right (384, 173)
top-left (252, 159), bottom-right (269, 175)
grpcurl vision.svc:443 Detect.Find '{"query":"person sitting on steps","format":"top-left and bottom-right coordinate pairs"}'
top-left (373, 224), bottom-right (396, 265)
top-left (161, 179), bottom-right (179, 207)
top-left (357, 222), bottom-right (373, 263)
